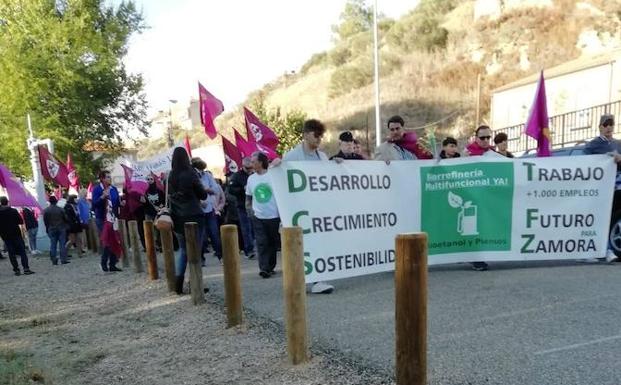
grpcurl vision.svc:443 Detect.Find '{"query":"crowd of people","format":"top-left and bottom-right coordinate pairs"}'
top-left (2, 113), bottom-right (619, 290)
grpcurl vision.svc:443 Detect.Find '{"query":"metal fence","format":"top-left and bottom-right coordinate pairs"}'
top-left (493, 100), bottom-right (621, 153)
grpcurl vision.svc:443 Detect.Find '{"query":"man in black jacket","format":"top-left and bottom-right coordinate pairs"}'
top-left (228, 157), bottom-right (255, 259)
top-left (0, 197), bottom-right (34, 275)
top-left (330, 131), bottom-right (364, 160)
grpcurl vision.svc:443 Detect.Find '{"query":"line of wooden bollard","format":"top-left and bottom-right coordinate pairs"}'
top-left (88, 218), bottom-right (100, 252)
top-left (395, 233), bottom-right (428, 385)
top-left (281, 227), bottom-right (308, 365)
top-left (159, 226), bottom-right (176, 292)
top-left (128, 220), bottom-right (144, 273)
top-left (185, 222), bottom-right (205, 305)
top-left (221, 225), bottom-right (242, 327)
top-left (143, 220), bottom-right (159, 280)
top-left (118, 219), bottom-right (130, 268)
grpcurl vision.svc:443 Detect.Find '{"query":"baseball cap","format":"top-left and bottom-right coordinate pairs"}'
top-left (339, 131), bottom-right (354, 142)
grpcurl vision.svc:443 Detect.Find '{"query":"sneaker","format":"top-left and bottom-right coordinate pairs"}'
top-left (109, 266), bottom-right (122, 272)
top-left (605, 249), bottom-right (618, 263)
top-left (14, 270), bottom-right (21, 276)
top-left (61, 261), bottom-right (70, 264)
top-left (259, 271), bottom-right (270, 278)
top-left (471, 262), bottom-right (489, 271)
top-left (23, 270), bottom-right (35, 275)
top-left (245, 251), bottom-right (256, 260)
top-left (311, 281), bottom-right (334, 294)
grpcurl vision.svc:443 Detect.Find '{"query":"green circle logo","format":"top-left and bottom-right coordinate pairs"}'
top-left (254, 183), bottom-right (273, 203)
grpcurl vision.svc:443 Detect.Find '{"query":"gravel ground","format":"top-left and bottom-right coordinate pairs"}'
top-left (0, 250), bottom-right (394, 385)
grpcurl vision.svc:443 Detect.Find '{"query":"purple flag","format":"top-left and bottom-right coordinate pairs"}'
top-left (234, 129), bottom-right (278, 160)
top-left (244, 107), bottom-right (279, 150)
top-left (222, 136), bottom-right (242, 175)
top-left (199, 82), bottom-right (224, 139)
top-left (0, 163), bottom-right (40, 208)
top-left (525, 71), bottom-right (551, 157)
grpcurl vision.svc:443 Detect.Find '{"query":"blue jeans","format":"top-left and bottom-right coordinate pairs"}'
top-left (27, 228), bottom-right (37, 251)
top-left (238, 206), bottom-right (255, 254)
top-left (203, 211), bottom-right (222, 258)
top-left (48, 228), bottom-right (68, 264)
top-left (95, 218), bottom-right (118, 270)
top-left (175, 220), bottom-right (205, 278)
top-left (4, 237), bottom-right (30, 271)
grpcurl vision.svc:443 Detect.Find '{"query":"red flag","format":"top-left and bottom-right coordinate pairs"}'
top-left (524, 71), bottom-right (551, 157)
top-left (184, 135), bottom-right (193, 157)
top-left (37, 145), bottom-right (70, 187)
top-left (198, 82), bottom-right (224, 139)
top-left (222, 136), bottom-right (242, 174)
top-left (121, 164), bottom-right (134, 192)
top-left (0, 163), bottom-right (40, 208)
top-left (100, 221), bottom-right (123, 257)
top-left (234, 129), bottom-right (279, 160)
top-left (244, 107), bottom-right (279, 150)
top-left (66, 153), bottom-right (80, 192)
top-left (121, 164), bottom-right (147, 194)
top-left (150, 171), bottom-right (165, 192)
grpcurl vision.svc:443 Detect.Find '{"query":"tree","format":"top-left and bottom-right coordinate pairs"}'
top-left (0, 0), bottom-right (148, 180)
top-left (332, 0), bottom-right (373, 41)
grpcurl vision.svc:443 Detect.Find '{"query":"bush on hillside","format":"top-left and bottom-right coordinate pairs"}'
top-left (300, 52), bottom-right (328, 74)
top-left (329, 53), bottom-right (401, 98)
top-left (328, 45), bottom-right (353, 66)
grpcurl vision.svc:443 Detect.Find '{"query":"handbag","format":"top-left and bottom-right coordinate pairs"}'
top-left (155, 174), bottom-right (174, 231)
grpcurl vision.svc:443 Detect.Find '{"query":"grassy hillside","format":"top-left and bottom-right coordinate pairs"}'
top-left (139, 0), bottom-right (621, 158)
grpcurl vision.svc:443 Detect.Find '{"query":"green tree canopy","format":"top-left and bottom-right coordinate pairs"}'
top-left (332, 0), bottom-right (373, 41)
top-left (0, 0), bottom-right (147, 181)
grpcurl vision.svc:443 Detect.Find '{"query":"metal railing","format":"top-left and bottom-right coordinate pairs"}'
top-left (493, 100), bottom-right (621, 153)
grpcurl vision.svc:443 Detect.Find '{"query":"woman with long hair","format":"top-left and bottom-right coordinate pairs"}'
top-left (168, 147), bottom-right (208, 294)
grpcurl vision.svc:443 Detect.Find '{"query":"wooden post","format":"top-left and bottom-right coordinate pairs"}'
top-left (159, 226), bottom-right (176, 292)
top-left (185, 222), bottom-right (205, 305)
top-left (281, 227), bottom-right (308, 365)
top-left (85, 218), bottom-right (94, 251)
top-left (88, 218), bottom-right (99, 252)
top-left (118, 219), bottom-right (130, 268)
top-left (395, 233), bottom-right (428, 385)
top-left (128, 220), bottom-right (144, 273)
top-left (221, 224), bottom-right (242, 327)
top-left (143, 220), bottom-right (159, 280)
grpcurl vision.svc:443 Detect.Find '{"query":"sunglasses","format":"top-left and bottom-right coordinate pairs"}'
top-left (477, 136), bottom-right (491, 140)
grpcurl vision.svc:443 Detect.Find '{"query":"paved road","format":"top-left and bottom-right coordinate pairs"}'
top-left (201, 254), bottom-right (621, 384)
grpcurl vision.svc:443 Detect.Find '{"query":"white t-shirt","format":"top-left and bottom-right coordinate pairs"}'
top-left (245, 171), bottom-right (279, 219)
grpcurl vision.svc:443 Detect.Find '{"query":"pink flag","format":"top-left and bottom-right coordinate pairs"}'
top-left (0, 163), bottom-right (40, 208)
top-left (184, 135), bottom-right (193, 157)
top-left (150, 171), bottom-right (165, 192)
top-left (66, 153), bottom-right (80, 192)
top-left (244, 107), bottom-right (279, 150)
top-left (199, 82), bottom-right (224, 139)
top-left (37, 145), bottom-right (70, 188)
top-left (525, 71), bottom-right (551, 157)
top-left (234, 129), bottom-right (279, 160)
top-left (121, 164), bottom-right (148, 194)
top-left (222, 136), bottom-right (242, 174)
top-left (393, 131), bottom-right (433, 159)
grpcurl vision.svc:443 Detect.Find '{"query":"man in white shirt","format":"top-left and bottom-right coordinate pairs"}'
top-left (246, 152), bottom-right (280, 278)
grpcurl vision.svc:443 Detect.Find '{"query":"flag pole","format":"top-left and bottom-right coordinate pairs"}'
top-left (373, 0), bottom-right (381, 148)
top-left (25, 113), bottom-right (50, 249)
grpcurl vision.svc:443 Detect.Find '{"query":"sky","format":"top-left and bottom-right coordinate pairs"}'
top-left (123, 0), bottom-right (418, 116)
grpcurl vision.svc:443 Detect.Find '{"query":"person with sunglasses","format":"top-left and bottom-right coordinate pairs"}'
top-left (582, 113), bottom-right (621, 263)
top-left (464, 125), bottom-right (495, 271)
top-left (464, 125), bottom-right (494, 157)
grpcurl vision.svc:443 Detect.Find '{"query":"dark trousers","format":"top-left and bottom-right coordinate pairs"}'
top-left (4, 237), bottom-right (29, 272)
top-left (238, 206), bottom-right (255, 254)
top-left (95, 218), bottom-right (118, 269)
top-left (203, 211), bottom-right (222, 258)
top-left (252, 217), bottom-right (280, 273)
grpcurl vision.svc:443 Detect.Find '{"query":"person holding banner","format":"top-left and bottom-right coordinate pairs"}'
top-left (245, 152), bottom-right (280, 278)
top-left (374, 115), bottom-right (432, 161)
top-left (169, 148), bottom-right (208, 294)
top-left (582, 113), bottom-right (621, 263)
top-left (330, 131), bottom-right (364, 160)
top-left (279, 119), bottom-right (335, 294)
top-left (439, 137), bottom-right (461, 159)
top-left (493, 133), bottom-right (514, 158)
top-left (0, 197), bottom-right (34, 276)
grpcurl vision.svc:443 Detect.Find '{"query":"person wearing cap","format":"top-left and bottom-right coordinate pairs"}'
top-left (43, 195), bottom-right (70, 266)
top-left (374, 115), bottom-right (433, 161)
top-left (0, 196), bottom-right (35, 276)
top-left (330, 131), bottom-right (365, 160)
top-left (583, 113), bottom-right (621, 263)
top-left (493, 133), bottom-right (514, 158)
top-left (440, 137), bottom-right (461, 159)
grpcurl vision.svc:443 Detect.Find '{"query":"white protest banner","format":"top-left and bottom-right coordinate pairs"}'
top-left (270, 155), bottom-right (615, 283)
top-left (122, 144), bottom-right (183, 184)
